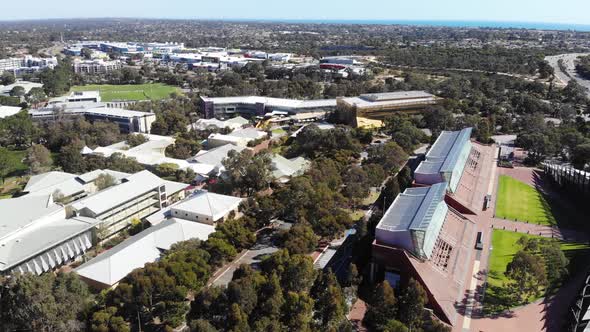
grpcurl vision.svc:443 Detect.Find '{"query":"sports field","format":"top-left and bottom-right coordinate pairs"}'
top-left (495, 175), bottom-right (556, 225)
top-left (70, 83), bottom-right (181, 102)
top-left (484, 230), bottom-right (589, 313)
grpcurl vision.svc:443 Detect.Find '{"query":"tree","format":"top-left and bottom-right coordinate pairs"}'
top-left (343, 166), bottom-right (370, 208)
top-left (382, 176), bottom-right (401, 210)
top-left (227, 303), bottom-right (249, 332)
top-left (1, 72), bottom-right (15, 85)
top-left (221, 150), bottom-right (272, 196)
top-left (58, 141), bottom-right (86, 173)
top-left (203, 237), bottom-right (238, 267)
top-left (311, 271), bottom-right (348, 329)
top-left (367, 142), bottom-right (408, 173)
top-left (364, 163), bottom-right (387, 187)
top-left (95, 173), bottom-right (117, 190)
top-left (398, 278), bottom-right (427, 330)
top-left (9, 85), bottom-right (26, 98)
top-left (0, 272), bottom-right (91, 332)
top-left (363, 281), bottom-right (397, 331)
top-left (81, 47), bottom-right (93, 60)
top-left (26, 87), bottom-right (47, 105)
top-left (166, 135), bottom-right (202, 159)
top-left (126, 133), bottom-right (148, 147)
top-left (384, 320), bottom-right (409, 332)
top-left (190, 319), bottom-right (219, 332)
top-left (505, 250), bottom-right (547, 303)
top-left (90, 306), bottom-right (130, 332)
top-left (282, 223), bottom-right (318, 254)
top-left (211, 218), bottom-right (256, 251)
top-left (24, 144), bottom-right (52, 174)
top-left (155, 163), bottom-right (180, 179)
top-left (572, 143), bottom-right (590, 170)
top-left (0, 147), bottom-right (18, 183)
top-left (283, 291), bottom-right (314, 332)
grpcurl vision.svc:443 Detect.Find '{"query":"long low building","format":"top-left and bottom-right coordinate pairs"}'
top-left (372, 182), bottom-right (476, 326)
top-left (76, 218), bottom-right (215, 289)
top-left (30, 105), bottom-right (156, 133)
top-left (200, 91), bottom-right (441, 120)
top-left (414, 128), bottom-right (473, 193)
top-left (0, 194), bottom-right (100, 275)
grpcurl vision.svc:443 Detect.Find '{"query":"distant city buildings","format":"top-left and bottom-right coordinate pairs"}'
top-left (0, 55), bottom-right (58, 76)
top-left (200, 91), bottom-right (441, 124)
top-left (72, 59), bottom-right (122, 75)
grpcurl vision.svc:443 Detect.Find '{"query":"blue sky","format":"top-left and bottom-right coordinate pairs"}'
top-left (2, 0), bottom-right (590, 25)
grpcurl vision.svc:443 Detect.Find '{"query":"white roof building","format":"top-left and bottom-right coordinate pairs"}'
top-left (271, 155), bottom-right (310, 183)
top-left (0, 194), bottom-right (100, 275)
top-left (170, 190), bottom-right (243, 224)
top-left (0, 105), bottom-right (23, 118)
top-left (0, 81), bottom-right (43, 96)
top-left (76, 218), bottom-right (215, 288)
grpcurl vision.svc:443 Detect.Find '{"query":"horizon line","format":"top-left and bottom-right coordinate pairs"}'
top-left (1, 17), bottom-right (589, 31)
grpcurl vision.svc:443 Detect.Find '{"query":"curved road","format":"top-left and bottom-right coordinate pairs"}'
top-left (545, 53), bottom-right (590, 97)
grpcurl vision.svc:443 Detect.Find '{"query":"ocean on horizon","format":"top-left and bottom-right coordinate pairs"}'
top-left (225, 18), bottom-right (590, 32)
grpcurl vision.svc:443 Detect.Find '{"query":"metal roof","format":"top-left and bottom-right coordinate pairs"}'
top-left (171, 190), bottom-right (242, 221)
top-left (376, 183), bottom-right (447, 233)
top-left (359, 91), bottom-right (434, 102)
top-left (71, 170), bottom-right (163, 215)
top-left (192, 144), bottom-right (246, 167)
top-left (75, 218), bottom-right (215, 286)
top-left (0, 194), bottom-right (63, 241)
top-left (416, 128), bottom-right (472, 175)
top-left (0, 216), bottom-right (99, 272)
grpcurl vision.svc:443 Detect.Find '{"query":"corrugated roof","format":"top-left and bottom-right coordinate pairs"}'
top-left (415, 128), bottom-right (472, 175)
top-left (71, 170), bottom-right (163, 215)
top-left (75, 218), bottom-right (215, 286)
top-left (171, 190), bottom-right (242, 221)
top-left (0, 216), bottom-right (99, 272)
top-left (192, 144), bottom-right (246, 167)
top-left (376, 183), bottom-right (447, 233)
top-left (0, 194), bottom-right (63, 240)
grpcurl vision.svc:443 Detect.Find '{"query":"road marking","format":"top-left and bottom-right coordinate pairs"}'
top-left (462, 260), bottom-right (481, 330)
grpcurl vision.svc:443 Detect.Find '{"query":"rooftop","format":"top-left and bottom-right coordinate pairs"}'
top-left (376, 183), bottom-right (448, 233)
top-left (415, 128), bottom-right (473, 175)
top-left (0, 194), bottom-right (63, 242)
top-left (171, 190), bottom-right (242, 221)
top-left (0, 216), bottom-right (100, 272)
top-left (0, 106), bottom-right (22, 119)
top-left (76, 218), bottom-right (215, 286)
top-left (71, 170), bottom-right (165, 215)
top-left (192, 144), bottom-right (246, 168)
top-left (359, 91), bottom-right (435, 102)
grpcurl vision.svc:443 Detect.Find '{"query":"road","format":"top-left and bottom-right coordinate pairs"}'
top-left (545, 53), bottom-right (590, 97)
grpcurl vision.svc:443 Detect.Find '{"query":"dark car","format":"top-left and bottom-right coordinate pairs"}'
top-left (475, 231), bottom-right (484, 250)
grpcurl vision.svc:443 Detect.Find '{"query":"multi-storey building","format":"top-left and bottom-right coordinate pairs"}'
top-left (72, 59), bottom-right (122, 74)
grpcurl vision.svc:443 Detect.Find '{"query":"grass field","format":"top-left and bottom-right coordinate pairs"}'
top-left (495, 175), bottom-right (556, 225)
top-left (484, 230), bottom-right (590, 314)
top-left (70, 83), bottom-right (181, 102)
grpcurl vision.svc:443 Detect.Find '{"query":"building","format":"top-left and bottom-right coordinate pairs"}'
top-left (0, 105), bottom-right (22, 118)
top-left (72, 59), bottom-right (122, 74)
top-left (170, 190), bottom-right (243, 225)
top-left (0, 81), bottom-right (44, 97)
top-left (0, 56), bottom-right (58, 75)
top-left (372, 182), bottom-right (476, 325)
top-left (190, 116), bottom-right (249, 131)
top-left (337, 91), bottom-right (441, 120)
top-left (414, 128), bottom-right (473, 193)
top-left (71, 170), bottom-right (188, 238)
top-left (32, 103), bottom-right (156, 134)
top-left (376, 183), bottom-right (448, 260)
top-left (200, 91), bottom-right (441, 120)
top-left (200, 95), bottom-right (337, 119)
top-left (207, 128), bottom-right (268, 149)
top-left (0, 194), bottom-right (100, 275)
top-left (84, 107), bottom-right (156, 133)
top-left (270, 155), bottom-right (310, 183)
top-left (49, 91), bottom-right (102, 104)
top-left (191, 144), bottom-right (247, 173)
top-left (76, 218), bottom-right (214, 289)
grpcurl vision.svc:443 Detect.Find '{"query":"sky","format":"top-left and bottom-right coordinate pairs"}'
top-left (2, 0), bottom-right (590, 26)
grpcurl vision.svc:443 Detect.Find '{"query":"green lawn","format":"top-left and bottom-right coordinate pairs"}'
top-left (495, 175), bottom-right (556, 225)
top-left (70, 83), bottom-right (181, 102)
top-left (484, 230), bottom-right (590, 314)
